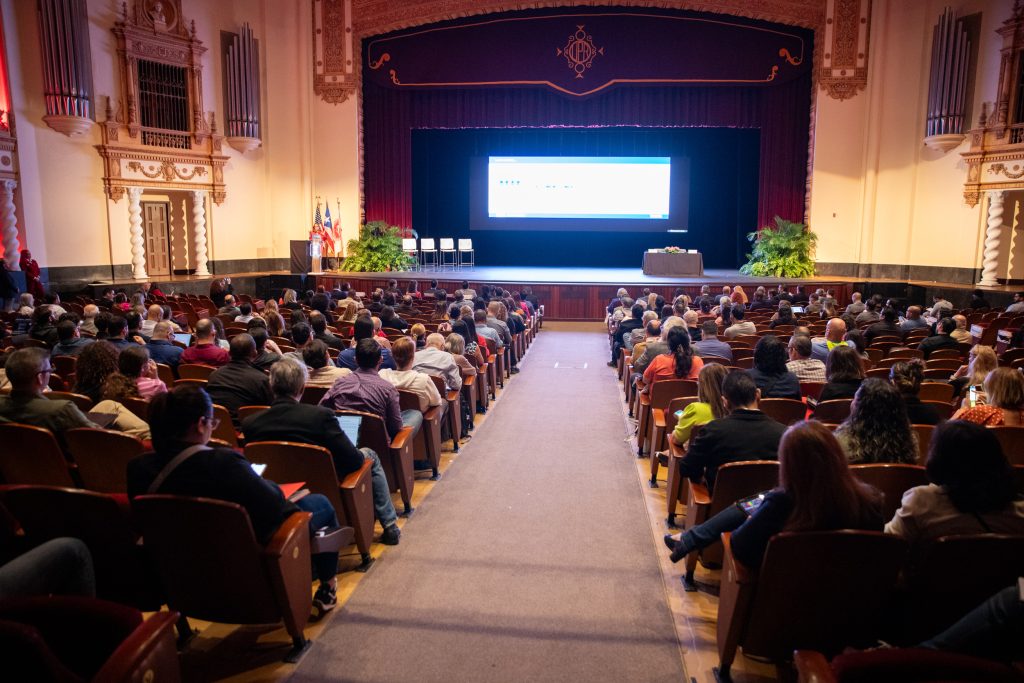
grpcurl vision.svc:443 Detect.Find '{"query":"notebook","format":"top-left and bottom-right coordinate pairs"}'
top-left (336, 415), bottom-right (363, 445)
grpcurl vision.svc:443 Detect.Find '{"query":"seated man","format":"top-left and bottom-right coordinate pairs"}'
top-left (250, 327), bottom-right (282, 371)
top-left (485, 302), bottom-right (518, 371)
top-left (723, 307), bottom-right (756, 338)
top-left (180, 319), bottom-right (230, 367)
top-left (233, 302), bottom-right (255, 324)
top-left (950, 314), bottom-right (971, 344)
top-left (378, 306), bottom-right (409, 333)
top-left (335, 318), bottom-right (396, 371)
top-left (675, 371), bottom-right (785, 491)
top-left (140, 304), bottom-right (164, 337)
top-left (864, 306), bottom-right (904, 345)
top-left (473, 309), bottom-right (503, 353)
top-left (918, 317), bottom-right (960, 359)
top-left (218, 294), bottom-right (240, 318)
top-left (205, 334), bottom-right (274, 423)
top-left (683, 310), bottom-right (702, 342)
top-left (79, 304), bottom-right (100, 336)
top-left (608, 303), bottom-right (644, 366)
top-left (844, 291), bottom-right (866, 316)
top-left (146, 321), bottom-right (184, 371)
top-left (900, 305), bottom-right (930, 332)
top-left (50, 318), bottom-right (94, 358)
top-left (855, 300), bottom-right (880, 325)
top-left (379, 337), bottom-right (442, 433)
top-left (693, 320), bottom-right (733, 361)
top-left (242, 358), bottom-right (400, 545)
top-left (811, 317), bottom-right (851, 363)
top-left (786, 334), bottom-right (826, 383)
top-left (310, 312), bottom-right (346, 351)
top-left (930, 294), bottom-right (956, 318)
top-left (127, 385), bottom-right (344, 614)
top-left (0, 348), bottom-right (97, 447)
top-left (413, 333), bottom-right (462, 392)
top-left (320, 338), bottom-right (406, 439)
top-left (303, 340), bottom-right (350, 388)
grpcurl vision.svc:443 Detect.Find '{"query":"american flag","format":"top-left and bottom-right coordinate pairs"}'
top-left (313, 201), bottom-right (335, 253)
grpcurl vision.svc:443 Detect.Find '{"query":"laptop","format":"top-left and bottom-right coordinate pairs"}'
top-left (791, 306), bottom-right (805, 314)
top-left (336, 414), bottom-right (363, 445)
top-left (173, 333), bottom-right (193, 346)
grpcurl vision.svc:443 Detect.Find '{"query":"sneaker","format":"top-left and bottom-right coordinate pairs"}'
top-left (380, 524), bottom-right (401, 546)
top-left (312, 584), bottom-right (337, 616)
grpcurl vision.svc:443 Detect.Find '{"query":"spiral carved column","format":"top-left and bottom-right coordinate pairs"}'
top-left (192, 190), bottom-right (209, 276)
top-left (1, 180), bottom-right (20, 270)
top-left (127, 186), bottom-right (147, 280)
top-left (979, 190), bottom-right (1005, 286)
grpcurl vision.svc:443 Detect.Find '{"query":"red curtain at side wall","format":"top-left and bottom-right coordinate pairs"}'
top-left (362, 76), bottom-right (812, 231)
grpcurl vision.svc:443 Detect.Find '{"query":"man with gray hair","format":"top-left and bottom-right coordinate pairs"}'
top-left (950, 314), bottom-right (971, 344)
top-left (627, 310), bottom-right (659, 351)
top-left (241, 357), bottom-right (402, 547)
top-left (141, 304), bottom-right (163, 337)
top-left (146, 321), bottom-right (184, 370)
top-left (80, 304), bottom-right (100, 336)
top-left (693, 320), bottom-right (732, 360)
top-left (0, 348), bottom-right (96, 446)
top-left (786, 334), bottom-right (825, 382)
top-left (413, 332), bottom-right (462, 391)
top-left (683, 309), bottom-right (702, 342)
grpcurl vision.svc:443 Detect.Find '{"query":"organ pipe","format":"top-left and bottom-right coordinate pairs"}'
top-left (926, 7), bottom-right (971, 139)
top-left (37, 0), bottom-right (94, 136)
top-left (224, 23), bottom-right (260, 152)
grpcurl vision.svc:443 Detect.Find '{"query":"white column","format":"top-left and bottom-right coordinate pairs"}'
top-left (979, 190), bottom-right (1006, 286)
top-left (127, 186), bottom-right (148, 279)
top-left (1, 180), bottom-right (19, 270)
top-left (191, 190), bottom-right (209, 276)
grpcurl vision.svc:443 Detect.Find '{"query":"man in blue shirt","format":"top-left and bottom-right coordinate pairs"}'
top-left (147, 321), bottom-right (184, 371)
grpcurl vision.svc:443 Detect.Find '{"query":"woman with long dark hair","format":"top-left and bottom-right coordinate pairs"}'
top-left (886, 420), bottom-right (1024, 545)
top-left (451, 319), bottom-right (485, 368)
top-left (834, 378), bottom-right (918, 463)
top-left (747, 334), bottom-right (801, 399)
top-left (642, 326), bottom-right (703, 385)
top-left (818, 344), bottom-right (865, 401)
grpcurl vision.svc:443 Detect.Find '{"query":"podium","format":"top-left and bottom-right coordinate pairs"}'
top-left (289, 237), bottom-right (323, 274)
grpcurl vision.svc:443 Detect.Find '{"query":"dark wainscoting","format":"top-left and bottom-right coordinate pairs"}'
top-left (816, 262), bottom-right (980, 285)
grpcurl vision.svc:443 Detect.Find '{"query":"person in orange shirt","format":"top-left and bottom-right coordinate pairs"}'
top-left (642, 326), bottom-right (704, 389)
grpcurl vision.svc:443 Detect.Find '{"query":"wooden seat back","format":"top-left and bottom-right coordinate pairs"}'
top-left (0, 485), bottom-right (163, 610)
top-left (64, 428), bottom-right (144, 493)
top-left (921, 400), bottom-right (954, 420)
top-left (912, 424), bottom-right (934, 464)
top-left (133, 495), bottom-right (312, 630)
top-left (692, 460), bottom-right (779, 569)
top-left (121, 396), bottom-right (151, 421)
top-left (0, 423), bottom-right (75, 487)
top-left (917, 382), bottom-right (954, 403)
top-left (799, 382), bottom-right (825, 400)
top-left (300, 385), bottom-right (328, 405)
top-left (246, 441), bottom-right (343, 514)
top-left (850, 463), bottom-right (929, 520)
top-left (758, 398), bottom-right (806, 426)
top-left (237, 405), bottom-right (269, 422)
top-left (719, 531), bottom-right (906, 670)
top-left (812, 399), bottom-right (853, 423)
top-left (45, 391), bottom-right (94, 412)
top-left (989, 426), bottom-right (1024, 465)
top-left (211, 404), bottom-right (238, 447)
top-left (177, 364), bottom-right (216, 380)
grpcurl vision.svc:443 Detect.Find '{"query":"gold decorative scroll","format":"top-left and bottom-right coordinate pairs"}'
top-left (818, 0), bottom-right (871, 100)
top-left (313, 0), bottom-right (357, 104)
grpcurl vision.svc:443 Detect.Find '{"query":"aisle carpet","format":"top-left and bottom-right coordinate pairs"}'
top-left (288, 323), bottom-right (686, 682)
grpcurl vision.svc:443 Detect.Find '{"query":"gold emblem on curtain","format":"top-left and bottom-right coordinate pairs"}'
top-left (557, 25), bottom-right (604, 78)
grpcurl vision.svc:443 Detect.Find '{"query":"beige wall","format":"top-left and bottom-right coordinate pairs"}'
top-left (809, 0), bottom-right (1014, 274)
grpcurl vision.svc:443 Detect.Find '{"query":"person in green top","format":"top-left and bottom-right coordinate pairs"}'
top-left (671, 362), bottom-right (729, 446)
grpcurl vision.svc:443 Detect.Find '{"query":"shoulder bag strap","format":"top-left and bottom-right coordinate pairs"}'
top-left (147, 444), bottom-right (211, 494)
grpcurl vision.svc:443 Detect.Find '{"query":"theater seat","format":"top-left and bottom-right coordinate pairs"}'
top-left (336, 410), bottom-right (415, 516)
top-left (0, 597), bottom-right (180, 683)
top-left (133, 495), bottom-right (315, 662)
top-left (794, 648), bottom-right (1022, 683)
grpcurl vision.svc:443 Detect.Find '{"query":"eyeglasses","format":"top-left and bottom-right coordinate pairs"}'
top-left (38, 367), bottom-right (52, 377)
top-left (201, 415), bottom-right (221, 430)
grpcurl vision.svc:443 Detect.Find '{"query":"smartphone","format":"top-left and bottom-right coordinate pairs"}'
top-left (969, 385), bottom-right (978, 408)
top-left (674, 410), bottom-right (683, 419)
top-left (735, 491), bottom-right (770, 515)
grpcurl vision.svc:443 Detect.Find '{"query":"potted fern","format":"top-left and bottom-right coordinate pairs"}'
top-left (739, 216), bottom-right (817, 278)
top-left (342, 220), bottom-right (416, 272)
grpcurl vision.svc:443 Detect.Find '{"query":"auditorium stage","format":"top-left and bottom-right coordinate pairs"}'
top-left (89, 265), bottom-right (1016, 321)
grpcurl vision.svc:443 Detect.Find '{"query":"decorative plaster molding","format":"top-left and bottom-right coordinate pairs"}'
top-left (314, 0), bottom-right (357, 104)
top-left (817, 0), bottom-right (870, 101)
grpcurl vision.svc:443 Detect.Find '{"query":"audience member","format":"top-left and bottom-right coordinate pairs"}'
top-left (0, 537), bottom-right (97, 598)
top-left (834, 379), bottom-right (917, 463)
top-left (128, 385), bottom-right (344, 614)
top-left (885, 420), bottom-right (1024, 545)
top-left (670, 362), bottom-right (728, 446)
top-left (50, 318), bottom-right (93, 358)
top-left (414, 333), bottom-right (462, 391)
top-left (118, 344), bottom-right (166, 399)
top-left (241, 358), bottom-right (401, 545)
top-left (379, 337), bottom-right (442, 431)
top-left (818, 344), bottom-right (865, 402)
top-left (218, 293), bottom-right (240, 318)
top-left (692, 320), bottom-right (732, 361)
top-left (900, 305), bottom-right (930, 332)
top-left (854, 300), bottom-right (880, 325)
top-left (73, 341), bottom-right (119, 404)
top-left (918, 317), bottom-right (960, 359)
top-left (180, 319), bottom-right (230, 367)
top-left (642, 326), bottom-right (704, 386)
top-left (811, 318), bottom-right (851, 362)
top-left (94, 372), bottom-right (153, 440)
top-left (950, 314), bottom-right (971, 343)
top-left (929, 294), bottom-right (955, 317)
top-left (234, 302), bottom-right (255, 324)
top-left (786, 334), bottom-right (825, 383)
top-left (969, 289), bottom-right (991, 310)
top-left (249, 327), bottom-right (282, 371)
top-left (951, 343), bottom-right (997, 399)
top-left (890, 360), bottom-right (943, 425)
top-left (336, 317), bottom-right (395, 370)
top-left (844, 292), bottom-right (866, 316)
top-left (205, 333), bottom-right (274, 422)
top-left (304, 340), bottom-right (350, 388)
top-left (146, 321), bottom-right (183, 371)
top-left (0, 348), bottom-right (96, 444)
top-left (769, 301), bottom-right (795, 328)
top-left (863, 306), bottom-right (903, 345)
top-left (953, 366), bottom-right (1024, 426)
top-left (747, 335), bottom-right (801, 399)
top-left (321, 338), bottom-right (405, 439)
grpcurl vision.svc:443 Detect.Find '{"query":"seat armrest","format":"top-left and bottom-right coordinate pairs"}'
top-left (339, 458), bottom-right (372, 490)
top-left (653, 410), bottom-right (667, 429)
top-left (93, 610), bottom-right (182, 683)
top-left (390, 425), bottom-right (414, 451)
top-left (423, 406), bottom-right (441, 421)
top-left (263, 511), bottom-right (311, 558)
top-left (462, 375), bottom-right (475, 387)
top-left (793, 651), bottom-right (836, 683)
top-left (689, 481), bottom-right (711, 506)
top-left (668, 439), bottom-right (685, 458)
top-left (721, 533), bottom-right (755, 585)
top-left (446, 390), bottom-right (459, 402)
top-left (639, 393), bottom-right (651, 406)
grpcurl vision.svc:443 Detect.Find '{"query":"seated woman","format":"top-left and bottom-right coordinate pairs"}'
top-left (118, 345), bottom-right (166, 400)
top-left (96, 373), bottom-right (152, 441)
top-left (127, 385), bottom-right (345, 615)
top-left (641, 326), bottom-right (704, 389)
top-left (670, 362), bottom-right (728, 446)
top-left (834, 378), bottom-right (918, 463)
top-left (886, 420), bottom-right (1024, 545)
top-left (730, 285), bottom-right (748, 307)
top-left (444, 332), bottom-right (477, 379)
top-left (953, 366), bottom-right (1024, 426)
top-left (280, 288), bottom-right (302, 311)
top-left (451, 319), bottom-right (486, 369)
top-left (303, 340), bottom-right (350, 388)
top-left (950, 344), bottom-right (997, 399)
top-left (890, 359), bottom-right (944, 425)
top-left (209, 317), bottom-right (230, 350)
top-left (409, 323), bottom-right (427, 350)
top-left (264, 311), bottom-right (286, 338)
top-left (769, 300), bottom-right (795, 328)
top-left (746, 335), bottom-right (801, 400)
top-left (73, 341), bottom-right (121, 404)
top-left (818, 344), bottom-right (865, 402)
top-left (665, 420), bottom-right (883, 589)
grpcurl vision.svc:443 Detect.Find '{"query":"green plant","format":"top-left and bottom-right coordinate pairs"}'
top-left (739, 216), bottom-right (817, 278)
top-left (342, 220), bottom-right (416, 272)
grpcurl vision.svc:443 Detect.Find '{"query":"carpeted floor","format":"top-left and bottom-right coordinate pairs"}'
top-left (287, 322), bottom-right (686, 682)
